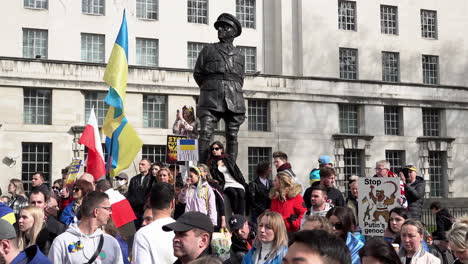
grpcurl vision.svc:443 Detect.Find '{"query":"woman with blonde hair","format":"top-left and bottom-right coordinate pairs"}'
top-left (301, 215), bottom-right (333, 232)
top-left (447, 217), bottom-right (468, 264)
top-left (156, 167), bottom-right (175, 184)
top-left (198, 163), bottom-right (226, 231)
top-left (18, 206), bottom-right (44, 250)
top-left (242, 211), bottom-right (288, 264)
top-left (269, 172), bottom-right (306, 232)
top-left (8, 178), bottom-right (29, 219)
top-left (179, 166), bottom-right (217, 226)
top-left (398, 219), bottom-right (440, 264)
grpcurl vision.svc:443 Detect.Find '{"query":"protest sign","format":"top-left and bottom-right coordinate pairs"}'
top-left (358, 177), bottom-right (400, 236)
top-left (177, 139), bottom-right (198, 161)
top-left (166, 135), bottom-right (186, 164)
top-left (65, 159), bottom-right (82, 187)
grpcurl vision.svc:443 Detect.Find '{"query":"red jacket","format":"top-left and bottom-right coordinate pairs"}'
top-left (270, 185), bottom-right (306, 232)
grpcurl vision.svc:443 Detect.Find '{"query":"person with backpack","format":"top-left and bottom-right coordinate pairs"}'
top-left (179, 166), bottom-right (217, 226)
top-left (430, 201), bottom-right (455, 239)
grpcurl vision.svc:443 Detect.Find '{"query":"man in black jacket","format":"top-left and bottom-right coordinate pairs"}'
top-left (430, 201), bottom-right (454, 238)
top-left (31, 172), bottom-right (49, 196)
top-left (401, 165), bottom-right (425, 221)
top-left (304, 167), bottom-right (345, 212)
top-left (247, 161), bottom-right (272, 223)
top-left (127, 159), bottom-right (153, 229)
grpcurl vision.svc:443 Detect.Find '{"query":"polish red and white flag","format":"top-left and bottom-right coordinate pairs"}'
top-left (79, 107), bottom-right (106, 181)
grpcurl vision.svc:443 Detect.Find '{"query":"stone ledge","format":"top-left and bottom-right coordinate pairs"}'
top-left (416, 136), bottom-right (456, 143)
top-left (332, 134), bottom-right (375, 141)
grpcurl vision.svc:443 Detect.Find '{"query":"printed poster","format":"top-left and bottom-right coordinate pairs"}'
top-left (177, 139), bottom-right (198, 161)
top-left (166, 135), bottom-right (186, 164)
top-left (65, 159), bottom-right (82, 187)
top-left (358, 177), bottom-right (400, 236)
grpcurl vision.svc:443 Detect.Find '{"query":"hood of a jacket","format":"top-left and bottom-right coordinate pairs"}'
top-left (66, 222), bottom-right (103, 238)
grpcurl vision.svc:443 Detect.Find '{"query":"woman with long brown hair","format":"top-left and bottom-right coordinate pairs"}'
top-left (269, 172), bottom-right (306, 233)
top-left (59, 179), bottom-right (93, 225)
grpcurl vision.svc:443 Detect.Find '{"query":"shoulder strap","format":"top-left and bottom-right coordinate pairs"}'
top-left (87, 234), bottom-right (104, 264)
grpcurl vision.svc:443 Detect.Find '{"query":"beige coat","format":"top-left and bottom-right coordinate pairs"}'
top-left (398, 245), bottom-right (441, 264)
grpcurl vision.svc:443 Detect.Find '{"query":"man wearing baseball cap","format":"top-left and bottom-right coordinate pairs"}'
top-left (401, 165), bottom-right (425, 220)
top-left (163, 211), bottom-right (213, 264)
top-left (0, 218), bottom-right (50, 264)
top-left (224, 214), bottom-right (256, 264)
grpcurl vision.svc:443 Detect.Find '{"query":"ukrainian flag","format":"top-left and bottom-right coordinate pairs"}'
top-left (102, 10), bottom-right (143, 177)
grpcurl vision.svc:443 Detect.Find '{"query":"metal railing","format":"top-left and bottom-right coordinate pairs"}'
top-left (421, 207), bottom-right (468, 233)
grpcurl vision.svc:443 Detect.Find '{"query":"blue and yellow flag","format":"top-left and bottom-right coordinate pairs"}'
top-left (102, 10), bottom-right (143, 177)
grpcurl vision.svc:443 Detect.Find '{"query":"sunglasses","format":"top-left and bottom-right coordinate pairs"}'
top-left (212, 147), bottom-right (222, 151)
top-left (52, 186), bottom-right (61, 192)
top-left (332, 223), bottom-right (344, 230)
top-left (72, 187), bottom-right (81, 192)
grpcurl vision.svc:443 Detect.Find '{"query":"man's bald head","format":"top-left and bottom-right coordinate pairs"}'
top-left (79, 173), bottom-right (95, 190)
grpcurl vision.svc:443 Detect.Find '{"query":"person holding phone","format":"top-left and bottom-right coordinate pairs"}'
top-left (400, 165), bottom-right (425, 221)
top-left (173, 105), bottom-right (198, 139)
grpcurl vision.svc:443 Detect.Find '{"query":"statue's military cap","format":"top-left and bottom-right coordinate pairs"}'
top-left (214, 13), bottom-right (242, 37)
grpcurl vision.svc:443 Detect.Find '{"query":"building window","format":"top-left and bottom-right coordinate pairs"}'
top-left (248, 147), bottom-right (271, 182)
top-left (23, 28), bottom-right (48, 59)
top-left (24, 0), bottom-right (48, 9)
top-left (429, 151), bottom-right (445, 197)
top-left (382, 51), bottom-right (399, 82)
top-left (187, 0), bottom-right (208, 24)
top-left (81, 33), bottom-right (105, 63)
top-left (343, 149), bottom-right (363, 193)
top-left (24, 88), bottom-right (51, 125)
top-left (84, 92), bottom-right (109, 126)
top-left (143, 95), bottom-right (167, 128)
top-left (384, 106), bottom-right (401, 135)
top-left (338, 1), bottom-right (356, 31)
top-left (187, 42), bottom-right (207, 69)
top-left (422, 108), bottom-right (440, 137)
top-left (22, 143), bottom-right (51, 193)
top-left (239, 46), bottom-right (256, 73)
top-left (380, 5), bottom-right (398, 35)
top-left (422, 55), bottom-right (439, 85)
top-left (248, 100), bottom-right (268, 131)
top-left (136, 38), bottom-right (158, 66)
top-left (82, 0), bottom-right (105, 15)
top-left (137, 0), bottom-right (158, 20)
top-left (236, 0), bottom-right (255, 29)
top-left (421, 9), bottom-right (437, 39)
top-left (385, 150), bottom-right (405, 173)
top-left (339, 48), bottom-right (358, 80)
top-left (142, 145), bottom-right (166, 163)
top-left (339, 104), bottom-right (359, 134)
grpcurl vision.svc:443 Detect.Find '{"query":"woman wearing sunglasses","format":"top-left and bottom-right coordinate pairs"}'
top-left (326, 206), bottom-right (364, 264)
top-left (207, 141), bottom-right (247, 215)
top-left (60, 179), bottom-right (93, 226)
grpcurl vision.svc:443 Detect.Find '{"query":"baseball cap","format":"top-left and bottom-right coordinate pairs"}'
top-left (116, 172), bottom-right (128, 180)
top-left (229, 214), bottom-right (247, 230)
top-left (405, 165), bottom-right (417, 172)
top-left (163, 211), bottom-right (214, 233)
top-left (318, 155), bottom-right (332, 164)
top-left (0, 218), bottom-right (16, 240)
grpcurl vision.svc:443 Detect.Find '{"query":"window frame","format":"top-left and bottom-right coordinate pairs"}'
top-left (143, 94), bottom-right (167, 128)
top-left (247, 147), bottom-right (272, 182)
top-left (421, 9), bottom-right (438, 39)
top-left (422, 55), bottom-right (439, 85)
top-left (384, 106), bottom-right (402, 136)
top-left (338, 0), bottom-right (357, 31)
top-left (81, 33), bottom-right (105, 63)
top-left (24, 0), bottom-right (48, 9)
top-left (82, 0), bottom-right (105, 15)
top-left (21, 142), bottom-right (52, 193)
top-left (382, 51), bottom-right (400, 83)
top-left (187, 0), bottom-right (209, 24)
top-left (187, 42), bottom-right (207, 69)
top-left (236, 0), bottom-right (256, 29)
top-left (136, 38), bottom-right (159, 67)
top-left (380, 5), bottom-right (398, 35)
top-left (339, 104), bottom-right (360, 135)
top-left (385, 150), bottom-right (405, 173)
top-left (339, 48), bottom-right (358, 80)
top-left (343, 149), bottom-right (364, 193)
top-left (422, 108), bottom-right (441, 137)
top-left (22, 28), bottom-right (48, 59)
top-left (238, 46), bottom-right (257, 73)
top-left (247, 99), bottom-right (269, 132)
top-left (136, 0), bottom-right (158, 20)
top-left (142, 144), bottom-right (167, 164)
top-left (84, 91), bottom-right (109, 127)
top-left (23, 88), bottom-right (52, 125)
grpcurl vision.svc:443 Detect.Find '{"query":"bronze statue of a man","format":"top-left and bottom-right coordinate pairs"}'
top-left (194, 13), bottom-right (246, 163)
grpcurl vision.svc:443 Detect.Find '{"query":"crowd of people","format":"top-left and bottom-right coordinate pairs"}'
top-left (0, 144), bottom-right (467, 263)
